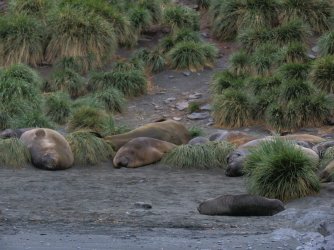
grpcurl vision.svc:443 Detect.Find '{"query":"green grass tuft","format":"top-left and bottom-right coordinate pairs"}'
top-left (66, 131), bottom-right (114, 166)
top-left (162, 141), bottom-right (235, 169)
top-left (211, 70), bottom-right (245, 94)
top-left (94, 88), bottom-right (126, 113)
top-left (0, 138), bottom-right (30, 168)
top-left (318, 31), bottom-right (334, 56)
top-left (188, 126), bottom-right (203, 138)
top-left (213, 89), bottom-right (254, 128)
top-left (310, 56), bottom-right (334, 94)
top-left (11, 110), bottom-right (53, 129)
top-left (276, 63), bottom-right (310, 81)
top-left (45, 92), bottom-right (71, 124)
top-left (229, 50), bottom-right (251, 76)
top-left (163, 5), bottom-right (199, 32)
top-left (244, 138), bottom-right (320, 201)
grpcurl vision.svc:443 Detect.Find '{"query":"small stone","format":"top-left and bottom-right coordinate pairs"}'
top-left (206, 121), bottom-right (214, 126)
top-left (188, 93), bottom-right (202, 99)
top-left (200, 104), bottom-right (211, 111)
top-left (134, 202), bottom-right (152, 210)
top-left (183, 71), bottom-right (191, 76)
top-left (165, 97), bottom-right (176, 103)
top-left (176, 101), bottom-right (189, 111)
top-left (173, 117), bottom-right (182, 121)
top-left (312, 46), bottom-right (319, 53)
top-left (154, 106), bottom-right (162, 110)
top-left (201, 32), bottom-right (209, 38)
top-left (308, 54), bottom-right (316, 59)
top-left (168, 75), bottom-right (175, 79)
top-left (187, 112), bottom-right (210, 120)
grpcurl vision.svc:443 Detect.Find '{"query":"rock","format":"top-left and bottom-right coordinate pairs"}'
top-left (187, 112), bottom-right (210, 120)
top-left (134, 202), bottom-right (152, 210)
top-left (154, 106), bottom-right (163, 110)
top-left (164, 97), bottom-right (176, 104)
top-left (308, 54), bottom-right (316, 59)
top-left (173, 117), bottom-right (182, 121)
top-left (200, 104), bottom-right (211, 111)
top-left (176, 101), bottom-right (189, 111)
top-left (312, 46), bottom-right (319, 53)
top-left (201, 32), bottom-right (209, 38)
top-left (182, 72), bottom-right (191, 76)
top-left (206, 121), bottom-right (214, 126)
top-left (188, 93), bottom-right (202, 99)
top-left (168, 75), bottom-right (175, 79)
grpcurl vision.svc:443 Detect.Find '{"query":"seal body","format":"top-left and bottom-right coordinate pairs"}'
top-left (209, 131), bottom-right (258, 147)
top-left (113, 137), bottom-right (176, 168)
top-left (188, 136), bottom-right (210, 145)
top-left (105, 120), bottom-right (190, 151)
top-left (198, 194), bottom-right (285, 216)
top-left (319, 160), bottom-right (334, 183)
top-left (0, 128), bottom-right (33, 139)
top-left (20, 128), bottom-right (74, 170)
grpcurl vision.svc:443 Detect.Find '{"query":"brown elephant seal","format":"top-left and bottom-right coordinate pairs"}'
top-left (0, 128), bottom-right (33, 138)
top-left (198, 194), bottom-right (285, 216)
top-left (113, 137), bottom-right (176, 168)
top-left (209, 131), bottom-right (259, 147)
top-left (188, 136), bottom-right (210, 145)
top-left (319, 160), bottom-right (334, 183)
top-left (105, 120), bottom-right (190, 151)
top-left (225, 137), bottom-right (320, 177)
top-left (20, 128), bottom-right (74, 170)
top-left (313, 141), bottom-right (334, 158)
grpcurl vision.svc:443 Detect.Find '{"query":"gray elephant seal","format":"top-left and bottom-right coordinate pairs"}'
top-left (319, 160), bottom-right (334, 183)
top-left (113, 137), bottom-right (176, 168)
top-left (313, 141), bottom-right (334, 158)
top-left (20, 128), bottom-right (74, 170)
top-left (198, 194), bottom-right (285, 216)
top-left (105, 120), bottom-right (190, 151)
top-left (188, 136), bottom-right (210, 145)
top-left (0, 128), bottom-right (33, 138)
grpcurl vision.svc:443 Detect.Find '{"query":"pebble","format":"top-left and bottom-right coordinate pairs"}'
top-left (134, 202), bottom-right (152, 210)
top-left (176, 101), bottom-right (189, 111)
top-left (188, 93), bottom-right (202, 99)
top-left (173, 117), bottom-right (182, 121)
top-left (187, 112), bottom-right (210, 120)
top-left (183, 72), bottom-right (191, 76)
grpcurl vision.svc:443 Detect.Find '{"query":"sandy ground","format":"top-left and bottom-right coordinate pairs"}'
top-left (0, 163), bottom-right (334, 249)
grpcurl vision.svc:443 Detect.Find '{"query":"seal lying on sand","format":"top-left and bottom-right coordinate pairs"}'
top-left (198, 194), bottom-right (285, 216)
top-left (225, 135), bottom-right (322, 177)
top-left (105, 120), bottom-right (190, 151)
top-left (20, 128), bottom-right (74, 170)
top-left (113, 137), bottom-right (176, 168)
top-left (0, 128), bottom-right (33, 138)
top-left (209, 131), bottom-right (259, 147)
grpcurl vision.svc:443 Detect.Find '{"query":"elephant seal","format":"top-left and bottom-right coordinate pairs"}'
top-left (188, 136), bottom-right (210, 145)
top-left (225, 136), bottom-right (320, 177)
top-left (209, 131), bottom-right (259, 147)
top-left (198, 194), bottom-right (285, 216)
top-left (319, 160), bottom-right (334, 183)
top-left (113, 137), bottom-right (176, 168)
top-left (20, 128), bottom-right (74, 170)
top-left (313, 141), bottom-right (334, 158)
top-left (0, 128), bottom-right (33, 138)
top-left (105, 120), bottom-right (190, 151)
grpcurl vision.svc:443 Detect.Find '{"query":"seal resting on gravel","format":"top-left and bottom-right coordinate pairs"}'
top-left (113, 137), bottom-right (176, 168)
top-left (225, 135), bottom-right (321, 177)
top-left (20, 128), bottom-right (74, 170)
top-left (319, 160), bottom-right (334, 183)
top-left (197, 194), bottom-right (285, 216)
top-left (209, 131), bottom-right (259, 147)
top-left (105, 120), bottom-right (190, 151)
top-left (0, 128), bottom-right (33, 138)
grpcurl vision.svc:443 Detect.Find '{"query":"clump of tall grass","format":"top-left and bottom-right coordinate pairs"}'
top-left (309, 56), bottom-right (334, 94)
top-left (45, 91), bottom-right (72, 124)
top-left (318, 31), bottom-right (334, 56)
top-left (0, 138), bottom-right (30, 168)
top-left (244, 138), bottom-right (320, 201)
top-left (162, 141), bottom-right (235, 169)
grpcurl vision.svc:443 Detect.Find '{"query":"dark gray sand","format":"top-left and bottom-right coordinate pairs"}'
top-left (1, 164), bottom-right (333, 249)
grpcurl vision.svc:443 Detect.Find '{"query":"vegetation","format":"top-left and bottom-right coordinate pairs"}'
top-left (229, 50), bottom-right (251, 76)
top-left (0, 138), bottom-right (30, 168)
top-left (276, 63), bottom-right (310, 81)
top-left (45, 92), bottom-right (71, 124)
top-left (244, 139), bottom-right (320, 201)
top-left (213, 89), bottom-right (253, 128)
top-left (109, 70), bottom-right (147, 97)
top-left (0, 14), bottom-right (45, 67)
top-left (163, 5), bottom-right (199, 32)
top-left (188, 126), bottom-right (203, 138)
top-left (45, 5), bottom-right (117, 72)
top-left (211, 70), bottom-right (244, 94)
top-left (162, 141), bottom-right (235, 169)
top-left (94, 88), bottom-right (126, 113)
top-left (9, 0), bottom-right (54, 19)
top-left (67, 106), bottom-right (108, 132)
top-left (318, 31), bottom-right (334, 56)
top-left (10, 110), bottom-right (53, 129)
top-left (310, 56), bottom-right (334, 94)
top-left (277, 42), bottom-right (309, 63)
top-left (66, 131), bottom-right (114, 165)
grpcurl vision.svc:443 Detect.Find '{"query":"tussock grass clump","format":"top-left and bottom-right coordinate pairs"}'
top-left (163, 5), bottom-right (199, 32)
top-left (71, 96), bottom-right (104, 110)
top-left (320, 147), bottom-right (334, 170)
top-left (87, 72), bottom-right (113, 92)
top-left (11, 110), bottom-right (53, 129)
top-left (45, 92), bottom-right (71, 124)
top-left (173, 29), bottom-right (201, 43)
top-left (146, 48), bottom-right (165, 73)
top-left (213, 89), bottom-right (253, 128)
top-left (229, 50), bottom-right (251, 76)
top-left (67, 106), bottom-right (108, 132)
top-left (318, 31), bottom-right (334, 56)
top-left (109, 70), bottom-right (147, 97)
top-left (54, 56), bottom-right (83, 73)
top-left (138, 0), bottom-right (163, 24)
top-left (0, 63), bottom-right (42, 88)
top-left (0, 14), bottom-right (45, 66)
top-left (9, 0), bottom-right (54, 18)
top-left (0, 138), bottom-right (30, 168)
top-left (281, 0), bottom-right (333, 34)
top-left (45, 5), bottom-right (117, 72)
top-left (66, 131), bottom-right (114, 165)
top-left (251, 43), bottom-right (278, 76)
top-left (277, 42), bottom-right (309, 63)
top-left (162, 141), bottom-right (235, 169)
top-left (50, 69), bottom-right (86, 98)
top-left (279, 80), bottom-right (314, 102)
top-left (272, 19), bottom-right (310, 46)
top-left (188, 126), bottom-right (203, 138)
top-left (197, 0), bottom-right (210, 10)
top-left (129, 6), bottom-right (152, 32)
top-left (211, 70), bottom-right (244, 94)
top-left (94, 88), bottom-right (126, 113)
top-left (168, 41), bottom-right (218, 72)
top-left (310, 56), bottom-right (334, 94)
top-left (238, 28), bottom-right (273, 53)
top-left (277, 63), bottom-right (310, 81)
top-left (244, 139), bottom-right (320, 201)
